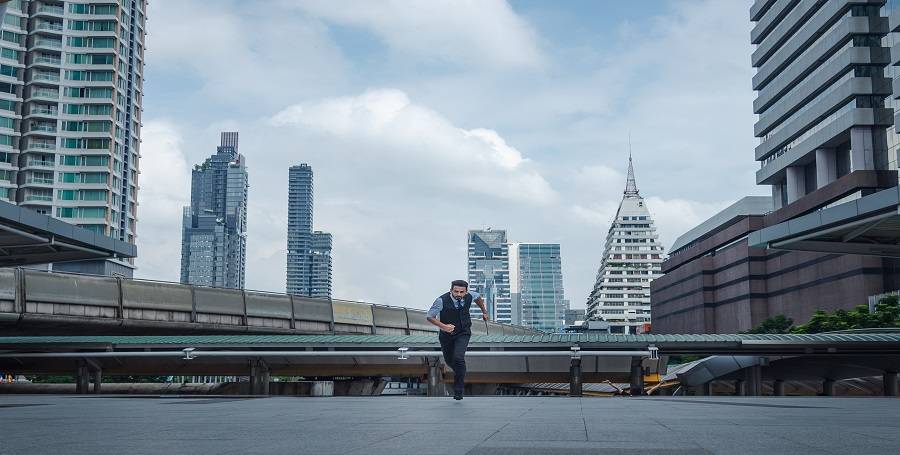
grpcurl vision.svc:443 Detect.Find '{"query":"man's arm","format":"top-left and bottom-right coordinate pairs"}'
top-left (426, 297), bottom-right (454, 333)
top-left (475, 297), bottom-right (489, 321)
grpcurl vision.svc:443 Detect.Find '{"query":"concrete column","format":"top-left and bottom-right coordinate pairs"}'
top-left (744, 365), bottom-right (762, 397)
top-left (91, 369), bottom-right (102, 394)
top-left (850, 126), bottom-right (875, 171)
top-left (75, 361), bottom-right (90, 394)
top-left (250, 359), bottom-right (270, 396)
top-left (701, 381), bottom-right (713, 396)
top-left (773, 379), bottom-right (785, 397)
top-left (629, 357), bottom-right (644, 396)
top-left (822, 379), bottom-right (836, 397)
top-left (815, 148), bottom-right (837, 188)
top-left (883, 371), bottom-right (898, 397)
top-left (771, 184), bottom-right (784, 210)
top-left (785, 166), bottom-right (806, 203)
top-left (569, 357), bottom-right (582, 397)
top-left (426, 359), bottom-right (445, 397)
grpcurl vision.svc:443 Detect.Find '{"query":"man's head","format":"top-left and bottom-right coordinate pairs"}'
top-left (450, 280), bottom-right (468, 299)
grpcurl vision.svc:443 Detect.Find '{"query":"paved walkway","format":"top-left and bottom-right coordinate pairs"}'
top-left (1, 395), bottom-right (898, 454)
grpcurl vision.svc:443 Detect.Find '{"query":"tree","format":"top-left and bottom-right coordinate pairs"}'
top-left (791, 295), bottom-right (900, 334)
top-left (743, 314), bottom-right (793, 334)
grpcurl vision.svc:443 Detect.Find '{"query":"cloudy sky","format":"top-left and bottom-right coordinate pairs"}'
top-left (137, 0), bottom-right (766, 310)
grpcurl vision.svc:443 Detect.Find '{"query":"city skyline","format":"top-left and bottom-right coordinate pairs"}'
top-left (135, 0), bottom-right (762, 311)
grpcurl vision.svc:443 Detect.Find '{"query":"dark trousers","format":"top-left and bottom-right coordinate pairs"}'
top-left (439, 331), bottom-right (470, 394)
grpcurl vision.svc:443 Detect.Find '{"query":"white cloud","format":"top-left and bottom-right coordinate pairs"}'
top-left (271, 88), bottom-right (557, 205)
top-left (286, 0), bottom-right (544, 69)
top-left (134, 120), bottom-right (190, 281)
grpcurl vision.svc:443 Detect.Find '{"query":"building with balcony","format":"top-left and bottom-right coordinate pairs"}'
top-left (0, 0), bottom-right (146, 277)
top-left (286, 163), bottom-right (332, 299)
top-left (467, 228), bottom-right (511, 323)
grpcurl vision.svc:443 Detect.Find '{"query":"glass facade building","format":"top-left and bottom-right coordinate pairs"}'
top-left (466, 229), bottom-right (511, 322)
top-left (286, 163), bottom-right (332, 299)
top-left (180, 132), bottom-right (248, 289)
top-left (516, 242), bottom-right (565, 333)
top-left (0, 0), bottom-right (146, 276)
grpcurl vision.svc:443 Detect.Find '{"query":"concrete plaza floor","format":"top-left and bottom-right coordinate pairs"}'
top-left (1, 395), bottom-right (898, 454)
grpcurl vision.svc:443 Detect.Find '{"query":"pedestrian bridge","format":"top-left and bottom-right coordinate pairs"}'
top-left (0, 268), bottom-right (535, 336)
top-left (1, 333), bottom-right (898, 396)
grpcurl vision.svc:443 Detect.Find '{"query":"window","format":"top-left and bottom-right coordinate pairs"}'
top-left (65, 70), bottom-right (114, 81)
top-left (69, 4), bottom-right (117, 15)
top-left (67, 37), bottom-right (116, 49)
top-left (0, 134), bottom-right (13, 146)
top-left (68, 20), bottom-right (116, 31)
top-left (0, 48), bottom-right (16, 61)
top-left (0, 64), bottom-right (15, 78)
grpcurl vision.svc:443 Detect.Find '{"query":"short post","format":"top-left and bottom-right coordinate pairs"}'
top-left (250, 359), bottom-right (270, 396)
top-left (91, 368), bottom-right (102, 394)
top-left (773, 379), bottom-right (785, 396)
top-left (426, 358), bottom-right (445, 397)
top-left (629, 356), bottom-right (644, 396)
top-left (883, 371), bottom-right (898, 397)
top-left (822, 379), bottom-right (835, 397)
top-left (569, 357), bottom-right (582, 397)
top-left (75, 361), bottom-right (89, 394)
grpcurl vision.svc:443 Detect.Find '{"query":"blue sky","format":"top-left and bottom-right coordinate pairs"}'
top-left (137, 0), bottom-right (763, 310)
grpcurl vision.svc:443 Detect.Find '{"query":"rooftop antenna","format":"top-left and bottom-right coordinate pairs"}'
top-left (625, 133), bottom-right (639, 197)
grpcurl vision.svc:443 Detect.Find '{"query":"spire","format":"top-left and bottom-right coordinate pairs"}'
top-left (624, 136), bottom-right (639, 197)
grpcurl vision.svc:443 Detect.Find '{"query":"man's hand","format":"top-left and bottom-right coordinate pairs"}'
top-left (482, 314), bottom-right (489, 322)
top-left (441, 323), bottom-right (456, 333)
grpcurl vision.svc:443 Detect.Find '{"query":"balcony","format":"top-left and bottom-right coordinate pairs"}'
top-left (29, 89), bottom-right (59, 99)
top-left (36, 5), bottom-right (64, 16)
top-left (32, 73), bottom-right (60, 83)
top-left (29, 107), bottom-right (58, 117)
top-left (24, 194), bottom-right (52, 202)
top-left (29, 124), bottom-right (57, 133)
top-left (25, 177), bottom-right (54, 185)
top-left (33, 38), bottom-right (62, 49)
top-left (25, 160), bottom-right (54, 168)
top-left (27, 141), bottom-right (55, 151)
top-left (32, 56), bottom-right (61, 66)
top-left (34, 22), bottom-right (63, 33)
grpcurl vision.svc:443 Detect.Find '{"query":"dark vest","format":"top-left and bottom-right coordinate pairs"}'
top-left (439, 292), bottom-right (472, 334)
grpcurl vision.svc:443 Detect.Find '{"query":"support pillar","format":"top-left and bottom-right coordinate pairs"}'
top-left (700, 381), bottom-right (713, 396)
top-left (822, 379), bottom-right (836, 397)
top-left (629, 356), bottom-right (644, 396)
top-left (426, 359), bottom-right (445, 397)
top-left (883, 371), bottom-right (897, 397)
top-left (75, 361), bottom-right (89, 394)
top-left (734, 379), bottom-right (745, 396)
top-left (815, 148), bottom-right (837, 188)
top-left (91, 368), bottom-right (102, 394)
top-left (850, 126), bottom-right (875, 171)
top-left (773, 379), bottom-right (785, 397)
top-left (569, 357), bottom-right (582, 397)
top-left (771, 184), bottom-right (784, 210)
top-left (785, 166), bottom-right (806, 203)
top-left (250, 359), bottom-right (270, 396)
top-left (744, 365), bottom-right (762, 397)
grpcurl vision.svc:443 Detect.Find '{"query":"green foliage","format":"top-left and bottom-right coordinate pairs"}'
top-left (791, 295), bottom-right (900, 334)
top-left (743, 314), bottom-right (793, 334)
top-left (742, 295), bottom-right (900, 335)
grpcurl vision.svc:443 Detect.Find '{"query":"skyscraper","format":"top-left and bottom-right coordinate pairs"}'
top-left (466, 229), bottom-right (511, 322)
top-left (180, 132), bottom-right (248, 288)
top-left (517, 242), bottom-right (565, 332)
top-left (0, 0), bottom-right (146, 276)
top-left (586, 156), bottom-right (664, 334)
top-left (286, 164), bottom-right (332, 299)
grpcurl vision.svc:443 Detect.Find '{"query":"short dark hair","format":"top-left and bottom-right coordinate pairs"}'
top-left (450, 280), bottom-right (468, 289)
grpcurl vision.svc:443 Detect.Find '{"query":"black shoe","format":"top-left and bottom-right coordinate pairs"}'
top-left (453, 393), bottom-right (463, 400)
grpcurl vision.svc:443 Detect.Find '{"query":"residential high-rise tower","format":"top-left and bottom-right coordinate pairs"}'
top-left (517, 242), bottom-right (565, 332)
top-left (286, 163), bottom-right (332, 299)
top-left (0, 0), bottom-right (147, 276)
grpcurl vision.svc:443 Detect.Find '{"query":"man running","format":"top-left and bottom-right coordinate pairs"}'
top-left (426, 280), bottom-right (489, 400)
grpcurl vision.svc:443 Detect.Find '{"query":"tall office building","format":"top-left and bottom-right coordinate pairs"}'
top-left (466, 229), bottom-right (511, 322)
top-left (286, 164), bottom-right (332, 299)
top-left (180, 132), bottom-right (248, 288)
top-left (586, 156), bottom-right (664, 334)
top-left (0, 0), bottom-right (146, 276)
top-left (653, 2), bottom-right (900, 333)
top-left (517, 243), bottom-right (565, 332)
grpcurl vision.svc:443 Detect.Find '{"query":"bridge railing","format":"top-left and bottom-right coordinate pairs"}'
top-left (0, 268), bottom-right (541, 336)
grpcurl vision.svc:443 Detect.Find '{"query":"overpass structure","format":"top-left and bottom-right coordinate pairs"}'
top-left (0, 268), bottom-right (536, 336)
top-left (1, 332), bottom-right (898, 396)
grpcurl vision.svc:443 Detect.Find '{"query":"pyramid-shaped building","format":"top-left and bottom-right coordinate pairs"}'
top-left (585, 156), bottom-right (665, 334)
